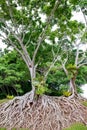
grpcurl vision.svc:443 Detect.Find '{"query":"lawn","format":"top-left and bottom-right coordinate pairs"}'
top-left (63, 123), bottom-right (87, 130)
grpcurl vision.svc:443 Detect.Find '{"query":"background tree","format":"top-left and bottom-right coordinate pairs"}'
top-left (55, 31), bottom-right (87, 98)
top-left (0, 50), bottom-right (31, 98)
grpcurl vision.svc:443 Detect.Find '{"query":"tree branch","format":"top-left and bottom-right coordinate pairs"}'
top-left (78, 62), bottom-right (87, 68)
top-left (32, 0), bottom-right (60, 63)
top-left (80, 8), bottom-right (87, 27)
top-left (77, 52), bottom-right (86, 65)
top-left (60, 53), bottom-right (68, 76)
top-left (44, 55), bottom-right (60, 80)
top-left (1, 19), bottom-right (32, 65)
top-left (75, 44), bottom-right (80, 66)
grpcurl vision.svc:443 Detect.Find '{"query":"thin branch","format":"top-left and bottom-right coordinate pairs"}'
top-left (74, 18), bottom-right (87, 66)
top-left (60, 53), bottom-right (68, 76)
top-left (25, 34), bottom-right (32, 48)
top-left (1, 25), bottom-right (30, 63)
top-left (78, 62), bottom-right (87, 68)
top-left (8, 42), bottom-right (31, 71)
top-left (75, 44), bottom-right (80, 66)
top-left (44, 55), bottom-right (60, 80)
top-left (0, 31), bottom-right (32, 72)
top-left (1, 19), bottom-right (32, 64)
top-left (7, 0), bottom-right (19, 34)
top-left (44, 40), bottom-right (64, 80)
top-left (80, 8), bottom-right (87, 27)
top-left (77, 52), bottom-right (86, 65)
top-left (1, 33), bottom-right (22, 56)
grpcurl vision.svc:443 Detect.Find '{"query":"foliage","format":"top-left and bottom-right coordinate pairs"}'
top-left (0, 50), bottom-right (30, 98)
top-left (0, 49), bottom-right (87, 98)
top-left (46, 65), bottom-right (70, 96)
top-left (7, 95), bottom-right (14, 99)
top-left (76, 66), bottom-right (87, 85)
top-left (46, 63), bottom-right (87, 96)
top-left (33, 76), bottom-right (49, 95)
top-left (63, 123), bottom-right (87, 130)
top-left (67, 64), bottom-right (77, 70)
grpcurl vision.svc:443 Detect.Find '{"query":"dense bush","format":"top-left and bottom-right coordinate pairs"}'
top-left (0, 50), bottom-right (31, 98)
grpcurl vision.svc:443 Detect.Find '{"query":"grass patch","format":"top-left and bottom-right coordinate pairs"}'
top-left (0, 99), bottom-right (10, 104)
top-left (82, 101), bottom-right (87, 107)
top-left (0, 128), bottom-right (6, 130)
top-left (63, 123), bottom-right (87, 130)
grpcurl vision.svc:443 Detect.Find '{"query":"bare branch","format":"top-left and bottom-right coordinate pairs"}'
top-left (75, 44), bottom-right (80, 66)
top-left (78, 62), bottom-right (87, 68)
top-left (80, 8), bottom-right (87, 27)
top-left (0, 33), bottom-right (22, 57)
top-left (60, 53), bottom-right (68, 76)
top-left (1, 18), bottom-right (32, 65)
top-left (77, 52), bottom-right (86, 65)
top-left (44, 55), bottom-right (60, 80)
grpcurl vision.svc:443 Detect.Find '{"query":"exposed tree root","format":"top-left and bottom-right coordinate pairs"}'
top-left (0, 92), bottom-right (87, 130)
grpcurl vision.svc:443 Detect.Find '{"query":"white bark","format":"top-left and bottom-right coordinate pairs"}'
top-left (75, 44), bottom-right (80, 66)
top-left (69, 79), bottom-right (75, 94)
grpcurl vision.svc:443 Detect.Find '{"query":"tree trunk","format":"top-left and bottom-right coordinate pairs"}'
top-left (69, 76), bottom-right (78, 96)
top-left (29, 61), bottom-right (36, 99)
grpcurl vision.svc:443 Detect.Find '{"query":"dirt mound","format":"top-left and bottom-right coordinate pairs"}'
top-left (0, 93), bottom-right (87, 130)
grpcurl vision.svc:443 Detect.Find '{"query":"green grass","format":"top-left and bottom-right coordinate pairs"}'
top-left (82, 101), bottom-right (87, 107)
top-left (0, 128), bottom-right (6, 130)
top-left (63, 123), bottom-right (87, 130)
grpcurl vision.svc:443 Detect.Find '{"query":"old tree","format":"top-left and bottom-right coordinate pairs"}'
top-left (0, 0), bottom-right (87, 129)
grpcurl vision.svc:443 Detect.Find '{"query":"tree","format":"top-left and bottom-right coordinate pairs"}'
top-left (0, 1), bottom-right (87, 129)
top-left (0, 50), bottom-right (30, 98)
top-left (0, 0), bottom-right (74, 100)
top-left (44, 0), bottom-right (87, 98)
top-left (55, 27), bottom-right (87, 98)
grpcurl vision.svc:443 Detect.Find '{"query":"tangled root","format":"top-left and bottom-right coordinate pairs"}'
top-left (0, 92), bottom-right (87, 130)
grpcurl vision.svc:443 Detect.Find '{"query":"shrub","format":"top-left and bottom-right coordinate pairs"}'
top-left (63, 91), bottom-right (71, 97)
top-left (7, 95), bottom-right (14, 99)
